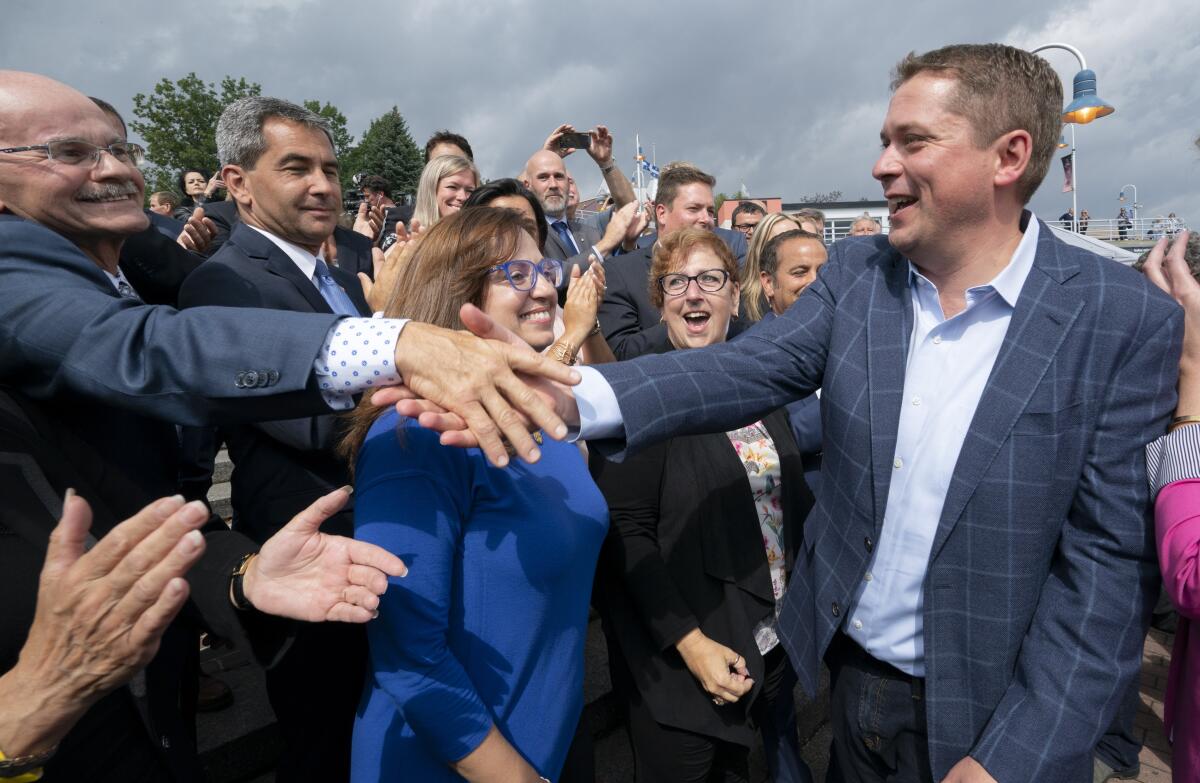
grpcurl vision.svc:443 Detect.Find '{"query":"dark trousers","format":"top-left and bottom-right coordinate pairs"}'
top-left (625, 645), bottom-right (811, 783)
top-left (825, 633), bottom-right (932, 783)
top-left (265, 622), bottom-right (367, 783)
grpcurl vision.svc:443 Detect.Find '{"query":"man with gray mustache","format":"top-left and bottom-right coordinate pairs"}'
top-left (0, 70), bottom-right (577, 781)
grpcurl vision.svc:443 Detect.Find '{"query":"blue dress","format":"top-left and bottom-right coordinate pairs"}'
top-left (351, 412), bottom-right (608, 781)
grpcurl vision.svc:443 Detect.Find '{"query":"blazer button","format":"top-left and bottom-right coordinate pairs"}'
top-left (256, 370), bottom-right (271, 388)
top-left (234, 372), bottom-right (246, 389)
top-left (864, 536), bottom-right (873, 552)
top-left (831, 601), bottom-right (841, 617)
top-left (242, 370), bottom-right (259, 388)
top-left (266, 370), bottom-right (280, 386)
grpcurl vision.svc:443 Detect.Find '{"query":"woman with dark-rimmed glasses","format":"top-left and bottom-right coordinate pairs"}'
top-left (341, 206), bottom-right (609, 783)
top-left (591, 227), bottom-right (815, 782)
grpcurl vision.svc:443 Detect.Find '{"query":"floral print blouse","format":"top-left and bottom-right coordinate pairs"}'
top-left (726, 420), bottom-right (786, 655)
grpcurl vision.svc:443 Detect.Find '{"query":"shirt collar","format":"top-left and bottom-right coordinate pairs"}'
top-left (906, 211), bottom-right (1039, 308)
top-left (245, 223), bottom-right (324, 281)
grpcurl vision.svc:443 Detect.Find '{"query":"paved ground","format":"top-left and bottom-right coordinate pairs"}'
top-left (199, 628), bottom-right (1177, 782)
top-left (1135, 629), bottom-right (1175, 782)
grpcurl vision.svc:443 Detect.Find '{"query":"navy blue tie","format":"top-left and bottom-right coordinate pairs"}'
top-left (313, 258), bottom-right (359, 316)
top-left (551, 220), bottom-right (578, 254)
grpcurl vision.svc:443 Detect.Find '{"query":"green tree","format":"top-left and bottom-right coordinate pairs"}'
top-left (303, 100), bottom-right (354, 160)
top-left (341, 107), bottom-right (423, 197)
top-left (131, 74), bottom-right (261, 193)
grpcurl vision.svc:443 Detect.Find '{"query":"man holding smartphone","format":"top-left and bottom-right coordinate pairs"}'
top-left (523, 124), bottom-right (641, 283)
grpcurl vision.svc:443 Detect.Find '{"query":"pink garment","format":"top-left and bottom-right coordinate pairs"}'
top-left (1156, 479), bottom-right (1200, 782)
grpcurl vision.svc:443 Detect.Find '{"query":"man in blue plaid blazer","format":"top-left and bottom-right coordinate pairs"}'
top-left (467, 45), bottom-right (1179, 782)
top-left (412, 44), bottom-right (1180, 782)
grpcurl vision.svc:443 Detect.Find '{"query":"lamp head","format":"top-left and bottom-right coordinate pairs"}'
top-left (1063, 69), bottom-right (1115, 124)
top-left (1057, 134), bottom-right (1069, 149)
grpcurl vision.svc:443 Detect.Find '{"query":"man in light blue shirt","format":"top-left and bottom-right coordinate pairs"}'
top-left (398, 44), bottom-right (1181, 783)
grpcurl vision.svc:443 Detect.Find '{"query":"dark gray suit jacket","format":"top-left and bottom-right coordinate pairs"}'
top-left (592, 221), bottom-right (1182, 781)
top-left (544, 215), bottom-right (602, 280)
top-left (179, 223), bottom-right (369, 541)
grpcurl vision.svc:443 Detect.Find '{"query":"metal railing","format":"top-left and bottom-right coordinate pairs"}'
top-left (1046, 216), bottom-right (1188, 240)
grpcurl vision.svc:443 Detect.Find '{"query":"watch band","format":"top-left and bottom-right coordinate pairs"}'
top-left (230, 552), bottom-right (255, 611)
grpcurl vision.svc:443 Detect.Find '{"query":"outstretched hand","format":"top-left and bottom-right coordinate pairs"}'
top-left (373, 304), bottom-right (583, 466)
top-left (243, 487), bottom-right (408, 623)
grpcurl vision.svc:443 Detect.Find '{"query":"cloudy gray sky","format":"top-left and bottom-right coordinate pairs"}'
top-left (4, 0), bottom-right (1196, 221)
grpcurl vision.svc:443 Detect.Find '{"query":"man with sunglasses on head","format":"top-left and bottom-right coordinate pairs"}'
top-left (0, 70), bottom-right (577, 781)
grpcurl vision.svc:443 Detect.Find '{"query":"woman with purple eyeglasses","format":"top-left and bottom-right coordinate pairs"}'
top-left (341, 207), bottom-right (609, 783)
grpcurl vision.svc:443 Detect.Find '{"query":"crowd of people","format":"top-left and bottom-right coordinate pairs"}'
top-left (1, 40), bottom-right (1199, 783)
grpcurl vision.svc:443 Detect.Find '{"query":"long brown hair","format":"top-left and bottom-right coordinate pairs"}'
top-left (338, 206), bottom-right (527, 467)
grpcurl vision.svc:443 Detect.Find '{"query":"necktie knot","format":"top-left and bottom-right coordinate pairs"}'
top-left (551, 220), bottom-right (577, 254)
top-left (312, 257), bottom-right (359, 316)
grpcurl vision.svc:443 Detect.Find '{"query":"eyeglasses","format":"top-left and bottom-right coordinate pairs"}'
top-left (732, 223), bottom-right (758, 233)
top-left (0, 139), bottom-right (146, 168)
top-left (658, 268), bottom-right (730, 297)
top-left (487, 258), bottom-right (564, 291)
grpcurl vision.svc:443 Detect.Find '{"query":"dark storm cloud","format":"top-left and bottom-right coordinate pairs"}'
top-left (3, 0), bottom-right (1194, 221)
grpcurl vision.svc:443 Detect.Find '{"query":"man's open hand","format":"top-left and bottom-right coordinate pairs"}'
top-left (242, 487), bottom-right (408, 623)
top-left (373, 304), bottom-right (583, 466)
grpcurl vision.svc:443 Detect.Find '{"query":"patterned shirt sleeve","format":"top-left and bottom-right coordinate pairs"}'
top-left (315, 317), bottom-right (408, 410)
top-left (1146, 424), bottom-right (1200, 499)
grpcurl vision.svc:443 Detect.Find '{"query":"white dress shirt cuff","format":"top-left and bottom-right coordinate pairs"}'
top-left (573, 366), bottom-right (625, 442)
top-left (315, 317), bottom-right (408, 410)
top-left (1146, 424), bottom-right (1200, 499)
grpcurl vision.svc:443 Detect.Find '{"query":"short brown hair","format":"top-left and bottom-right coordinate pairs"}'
top-left (339, 206), bottom-right (528, 466)
top-left (648, 227), bottom-right (738, 310)
top-left (150, 191), bottom-right (180, 210)
top-left (654, 162), bottom-right (716, 211)
top-left (891, 43), bottom-right (1062, 204)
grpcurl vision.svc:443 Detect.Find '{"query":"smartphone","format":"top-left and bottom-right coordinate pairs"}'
top-left (557, 132), bottom-right (591, 151)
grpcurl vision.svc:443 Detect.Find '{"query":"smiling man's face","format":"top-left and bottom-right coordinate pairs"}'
top-left (0, 72), bottom-right (148, 242)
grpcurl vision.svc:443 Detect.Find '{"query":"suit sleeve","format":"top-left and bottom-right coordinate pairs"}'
top-left (0, 220), bottom-right (339, 426)
top-left (354, 423), bottom-right (495, 764)
top-left (593, 443), bottom-right (701, 651)
top-left (178, 261), bottom-right (343, 451)
top-left (591, 245), bottom-right (841, 459)
top-left (971, 306), bottom-right (1182, 782)
top-left (598, 258), bottom-right (673, 360)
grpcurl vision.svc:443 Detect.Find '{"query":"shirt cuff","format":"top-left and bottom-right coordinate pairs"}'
top-left (573, 366), bottom-right (625, 442)
top-left (1146, 424), bottom-right (1200, 499)
top-left (315, 317), bottom-right (408, 410)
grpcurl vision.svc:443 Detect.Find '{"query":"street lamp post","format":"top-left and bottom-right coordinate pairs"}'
top-left (1031, 42), bottom-right (1115, 233)
top-left (1119, 183), bottom-right (1140, 223)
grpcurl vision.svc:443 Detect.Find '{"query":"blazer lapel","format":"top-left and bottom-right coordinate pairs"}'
top-left (867, 250), bottom-right (915, 533)
top-left (231, 225), bottom-right (333, 314)
top-left (929, 222), bottom-right (1084, 558)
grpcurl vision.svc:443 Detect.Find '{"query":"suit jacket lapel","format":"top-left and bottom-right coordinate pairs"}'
top-left (929, 223), bottom-right (1084, 558)
top-left (545, 223), bottom-right (572, 259)
top-left (231, 224), bottom-right (333, 314)
top-left (867, 250), bottom-right (915, 533)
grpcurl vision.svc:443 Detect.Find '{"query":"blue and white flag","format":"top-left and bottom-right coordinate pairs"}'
top-left (636, 145), bottom-right (660, 179)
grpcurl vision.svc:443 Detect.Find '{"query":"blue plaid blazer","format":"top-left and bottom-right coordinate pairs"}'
top-left (592, 219), bottom-right (1182, 781)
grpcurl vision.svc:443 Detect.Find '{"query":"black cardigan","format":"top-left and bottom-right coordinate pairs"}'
top-left (590, 407), bottom-right (814, 747)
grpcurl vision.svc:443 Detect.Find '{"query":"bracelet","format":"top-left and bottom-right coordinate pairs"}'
top-left (599, 162), bottom-right (616, 174)
top-left (0, 746), bottom-right (56, 782)
top-left (1169, 415), bottom-right (1200, 433)
top-left (588, 318), bottom-right (601, 337)
top-left (549, 340), bottom-right (579, 366)
top-left (229, 552), bottom-right (256, 611)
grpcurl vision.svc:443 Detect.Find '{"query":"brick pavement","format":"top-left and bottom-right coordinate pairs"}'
top-left (1137, 629), bottom-right (1174, 782)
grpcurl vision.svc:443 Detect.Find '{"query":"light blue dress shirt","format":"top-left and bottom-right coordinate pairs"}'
top-left (845, 219), bottom-right (1038, 676)
top-left (576, 219), bottom-right (1041, 677)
